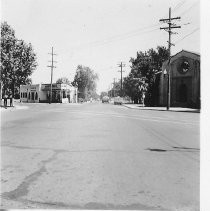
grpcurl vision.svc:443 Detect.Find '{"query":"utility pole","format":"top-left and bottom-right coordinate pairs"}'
top-left (159, 8), bottom-right (181, 110)
top-left (113, 78), bottom-right (116, 97)
top-left (47, 47), bottom-right (57, 104)
top-left (117, 62), bottom-right (125, 97)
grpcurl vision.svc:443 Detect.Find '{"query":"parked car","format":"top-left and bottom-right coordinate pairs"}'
top-left (114, 96), bottom-right (123, 105)
top-left (102, 96), bottom-right (109, 103)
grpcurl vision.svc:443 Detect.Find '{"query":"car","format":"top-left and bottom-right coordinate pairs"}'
top-left (102, 96), bottom-right (109, 103)
top-left (114, 96), bottom-right (123, 105)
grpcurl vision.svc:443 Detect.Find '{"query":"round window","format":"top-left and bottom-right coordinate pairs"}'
top-left (179, 61), bottom-right (190, 74)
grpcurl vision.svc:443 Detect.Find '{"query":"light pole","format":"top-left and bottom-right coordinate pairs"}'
top-left (165, 60), bottom-right (171, 110)
top-left (163, 67), bottom-right (170, 109)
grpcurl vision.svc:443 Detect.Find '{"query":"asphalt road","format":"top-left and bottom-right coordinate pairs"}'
top-left (1, 102), bottom-right (200, 210)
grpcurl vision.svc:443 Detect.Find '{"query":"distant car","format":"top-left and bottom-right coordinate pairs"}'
top-left (102, 96), bottom-right (109, 103)
top-left (114, 96), bottom-right (123, 105)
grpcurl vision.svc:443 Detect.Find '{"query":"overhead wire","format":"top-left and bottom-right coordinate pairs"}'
top-left (172, 1), bottom-right (200, 46)
top-left (72, 24), bottom-right (161, 51)
top-left (69, 1), bottom-right (199, 53)
top-left (177, 1), bottom-right (199, 17)
top-left (172, 0), bottom-right (186, 12)
top-left (175, 27), bottom-right (199, 44)
top-left (161, 0), bottom-right (186, 19)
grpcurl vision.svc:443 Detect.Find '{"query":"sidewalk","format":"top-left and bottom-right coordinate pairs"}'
top-left (0, 100), bottom-right (29, 112)
top-left (122, 103), bottom-right (200, 113)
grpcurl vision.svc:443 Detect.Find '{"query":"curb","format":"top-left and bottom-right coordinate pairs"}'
top-left (122, 104), bottom-right (200, 113)
top-left (1, 105), bottom-right (29, 112)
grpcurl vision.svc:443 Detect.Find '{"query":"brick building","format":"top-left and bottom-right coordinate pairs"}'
top-left (159, 50), bottom-right (200, 108)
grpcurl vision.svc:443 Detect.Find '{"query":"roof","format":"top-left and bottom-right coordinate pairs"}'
top-left (171, 49), bottom-right (200, 60)
top-left (162, 49), bottom-right (200, 66)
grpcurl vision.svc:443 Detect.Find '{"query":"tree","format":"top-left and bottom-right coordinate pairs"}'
top-left (123, 46), bottom-right (169, 105)
top-left (100, 91), bottom-right (108, 100)
top-left (1, 22), bottom-right (37, 98)
top-left (56, 77), bottom-right (70, 85)
top-left (72, 65), bottom-right (98, 101)
top-left (108, 80), bottom-right (121, 98)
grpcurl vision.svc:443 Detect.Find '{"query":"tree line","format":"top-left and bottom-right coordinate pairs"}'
top-left (1, 22), bottom-right (169, 105)
top-left (0, 22), bottom-right (99, 102)
top-left (108, 46), bottom-right (169, 106)
top-left (1, 22), bottom-right (37, 98)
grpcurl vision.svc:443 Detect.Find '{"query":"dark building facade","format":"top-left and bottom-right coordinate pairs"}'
top-left (159, 50), bottom-right (200, 108)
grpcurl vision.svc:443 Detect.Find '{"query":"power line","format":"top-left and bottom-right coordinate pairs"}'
top-left (175, 27), bottom-right (199, 44)
top-left (173, 0), bottom-right (186, 12)
top-left (87, 23), bottom-right (161, 46)
top-left (178, 1), bottom-right (199, 17)
top-left (89, 28), bottom-right (159, 48)
top-left (117, 62), bottom-right (125, 97)
top-left (72, 25), bottom-right (160, 51)
top-left (162, 0), bottom-right (185, 19)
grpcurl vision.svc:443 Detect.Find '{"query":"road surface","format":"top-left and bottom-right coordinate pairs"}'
top-left (1, 102), bottom-right (200, 210)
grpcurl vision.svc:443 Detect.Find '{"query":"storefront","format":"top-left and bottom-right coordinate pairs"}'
top-left (20, 83), bottom-right (78, 103)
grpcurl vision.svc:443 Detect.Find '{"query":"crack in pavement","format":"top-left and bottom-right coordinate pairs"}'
top-left (146, 148), bottom-right (200, 153)
top-left (1, 197), bottom-right (165, 210)
top-left (0, 144), bottom-right (155, 154)
top-left (1, 150), bottom-right (61, 201)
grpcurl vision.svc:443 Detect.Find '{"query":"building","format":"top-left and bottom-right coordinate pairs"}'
top-left (159, 50), bottom-right (200, 108)
top-left (20, 83), bottom-right (78, 103)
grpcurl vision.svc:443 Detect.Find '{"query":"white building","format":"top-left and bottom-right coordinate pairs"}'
top-left (20, 83), bottom-right (78, 103)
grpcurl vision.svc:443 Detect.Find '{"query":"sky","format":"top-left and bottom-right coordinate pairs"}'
top-left (1, 0), bottom-right (200, 93)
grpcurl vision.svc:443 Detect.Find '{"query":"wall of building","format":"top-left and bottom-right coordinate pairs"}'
top-left (159, 51), bottom-right (200, 108)
top-left (20, 83), bottom-right (78, 104)
top-left (20, 84), bottom-right (41, 103)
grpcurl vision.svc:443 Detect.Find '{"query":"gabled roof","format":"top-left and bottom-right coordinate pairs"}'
top-left (170, 50), bottom-right (200, 62)
top-left (161, 50), bottom-right (200, 72)
top-left (163, 49), bottom-right (200, 65)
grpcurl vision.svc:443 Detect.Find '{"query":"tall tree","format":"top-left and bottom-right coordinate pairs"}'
top-left (1, 22), bottom-right (37, 98)
top-left (123, 46), bottom-right (169, 105)
top-left (108, 80), bottom-right (121, 97)
top-left (56, 77), bottom-right (71, 85)
top-left (72, 65), bottom-right (98, 100)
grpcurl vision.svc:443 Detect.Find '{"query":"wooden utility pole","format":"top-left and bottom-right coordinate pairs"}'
top-left (160, 8), bottom-right (181, 110)
top-left (117, 62), bottom-right (125, 97)
top-left (113, 78), bottom-right (116, 97)
top-left (47, 47), bottom-right (57, 104)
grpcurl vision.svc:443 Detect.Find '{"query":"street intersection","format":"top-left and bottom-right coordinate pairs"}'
top-left (1, 102), bottom-right (200, 210)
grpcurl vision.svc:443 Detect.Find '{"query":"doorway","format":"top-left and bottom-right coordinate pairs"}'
top-left (31, 92), bottom-right (35, 102)
top-left (179, 83), bottom-right (187, 102)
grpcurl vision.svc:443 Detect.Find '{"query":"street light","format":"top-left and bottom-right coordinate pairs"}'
top-left (163, 69), bottom-right (167, 75)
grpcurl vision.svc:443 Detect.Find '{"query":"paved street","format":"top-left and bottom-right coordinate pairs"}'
top-left (1, 102), bottom-right (200, 210)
